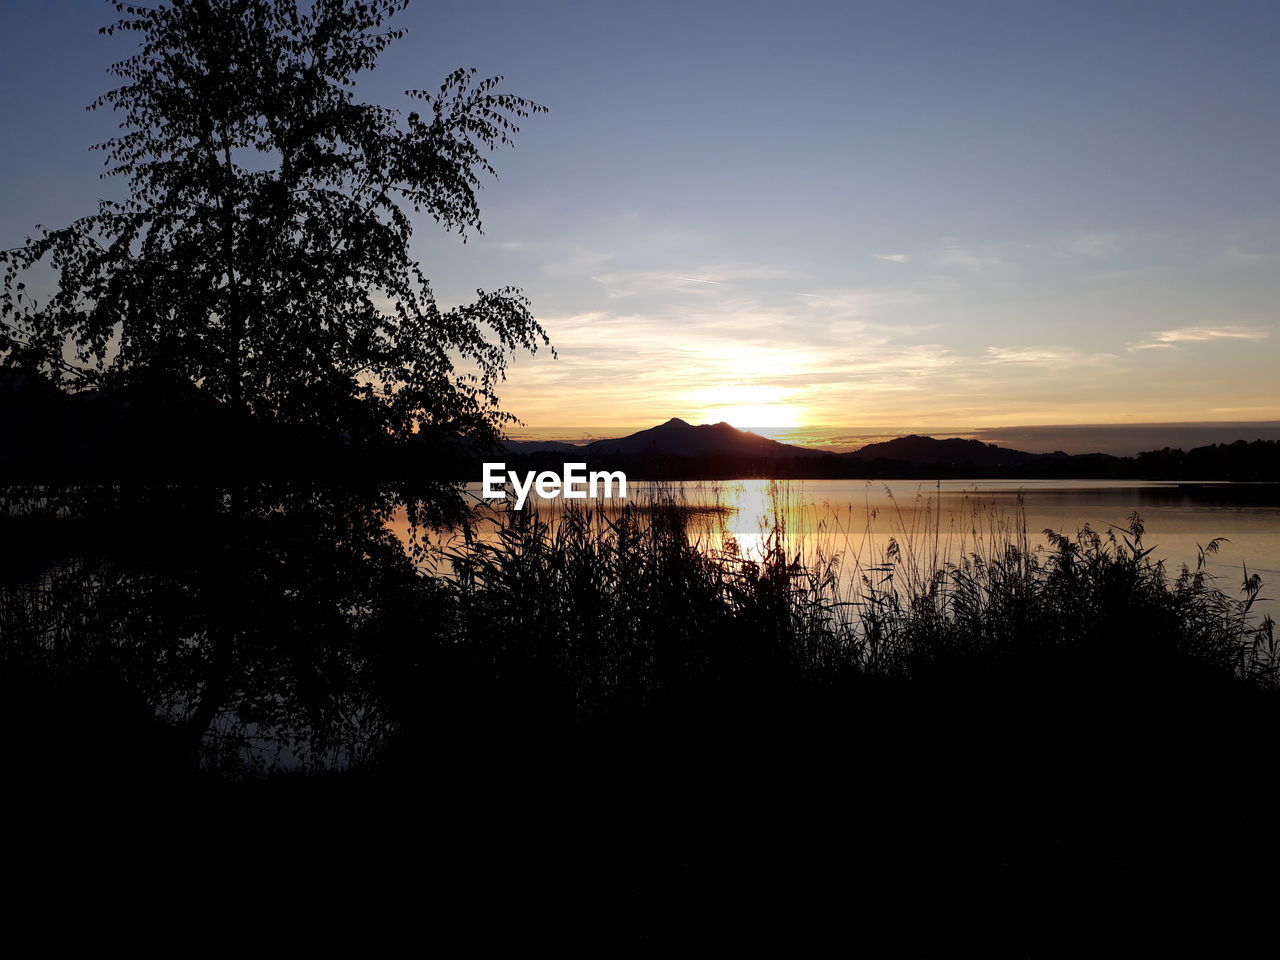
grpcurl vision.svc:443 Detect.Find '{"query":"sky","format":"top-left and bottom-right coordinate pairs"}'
top-left (2, 0), bottom-right (1279, 450)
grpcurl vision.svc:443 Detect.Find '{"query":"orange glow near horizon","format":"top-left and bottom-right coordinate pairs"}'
top-left (688, 384), bottom-right (807, 429)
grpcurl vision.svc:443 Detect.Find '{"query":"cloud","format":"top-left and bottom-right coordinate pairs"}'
top-left (1154, 324), bottom-right (1270, 342)
top-left (984, 346), bottom-right (1117, 366)
top-left (799, 287), bottom-right (927, 319)
top-left (591, 263), bottom-right (810, 298)
top-left (1218, 246), bottom-right (1276, 266)
top-left (492, 250), bottom-right (1271, 428)
top-left (492, 283), bottom-right (963, 425)
top-left (1068, 233), bottom-right (1120, 258)
top-left (540, 246), bottom-right (616, 277)
top-left (487, 239), bottom-right (618, 277)
top-left (938, 244), bottom-right (1005, 271)
top-left (1128, 324), bottom-right (1271, 350)
top-left (873, 253), bottom-right (908, 262)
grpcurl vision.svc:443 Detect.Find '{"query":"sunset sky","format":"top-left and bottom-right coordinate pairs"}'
top-left (3, 0), bottom-right (1279, 442)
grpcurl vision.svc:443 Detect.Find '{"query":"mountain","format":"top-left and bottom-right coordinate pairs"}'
top-left (842, 435), bottom-right (1052, 467)
top-left (503, 423), bottom-right (1058, 466)
top-left (581, 418), bottom-right (827, 458)
top-left (501, 424), bottom-right (1101, 469)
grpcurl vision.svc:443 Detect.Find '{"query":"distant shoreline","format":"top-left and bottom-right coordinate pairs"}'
top-left (506, 420), bottom-right (1280, 458)
top-left (495, 421), bottom-right (1280, 485)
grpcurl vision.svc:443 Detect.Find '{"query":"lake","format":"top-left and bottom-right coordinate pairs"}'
top-left (403, 479), bottom-right (1280, 615)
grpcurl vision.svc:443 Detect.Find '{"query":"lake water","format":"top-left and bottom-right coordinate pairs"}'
top-left (404, 479), bottom-right (1280, 615)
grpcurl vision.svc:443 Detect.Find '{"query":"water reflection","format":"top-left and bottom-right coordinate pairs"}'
top-left (394, 479), bottom-right (1280, 611)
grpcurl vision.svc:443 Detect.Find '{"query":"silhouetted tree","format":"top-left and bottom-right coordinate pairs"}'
top-left (1, 0), bottom-right (549, 461)
top-left (0, 0), bottom-right (551, 763)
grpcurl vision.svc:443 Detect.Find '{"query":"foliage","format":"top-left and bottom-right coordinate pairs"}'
top-left (430, 498), bottom-right (1277, 750)
top-left (0, 0), bottom-right (550, 456)
top-left (0, 0), bottom-right (553, 761)
top-left (4, 489), bottom-right (1276, 776)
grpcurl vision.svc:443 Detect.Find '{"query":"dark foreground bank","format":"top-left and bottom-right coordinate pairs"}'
top-left (4, 490), bottom-right (1278, 946)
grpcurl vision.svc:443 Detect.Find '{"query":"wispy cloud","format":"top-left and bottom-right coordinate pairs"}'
top-left (484, 238), bottom-right (1278, 427)
top-left (1068, 233), bottom-right (1120, 258)
top-left (1128, 324), bottom-right (1271, 350)
top-left (799, 287), bottom-right (927, 319)
top-left (938, 243), bottom-right (1005, 271)
top-left (591, 263), bottom-right (810, 298)
top-left (512, 242), bottom-right (617, 278)
top-left (985, 346), bottom-right (1118, 366)
top-left (1218, 246), bottom-right (1277, 266)
top-left (492, 277), bottom-right (958, 424)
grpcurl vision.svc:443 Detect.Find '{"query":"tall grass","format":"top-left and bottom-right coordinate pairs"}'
top-left (4, 483), bottom-right (1275, 772)
top-left (442, 486), bottom-right (1278, 731)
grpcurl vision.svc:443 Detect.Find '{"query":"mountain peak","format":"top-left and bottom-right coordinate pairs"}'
top-left (582, 418), bottom-right (826, 458)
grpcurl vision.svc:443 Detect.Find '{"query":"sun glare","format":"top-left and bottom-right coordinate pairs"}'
top-left (689, 385), bottom-right (806, 428)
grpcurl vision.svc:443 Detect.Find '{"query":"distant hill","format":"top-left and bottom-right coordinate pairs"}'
top-left (501, 424), bottom-right (1062, 465)
top-left (843, 435), bottom-right (1067, 467)
top-left (5, 379), bottom-right (1275, 482)
top-left (581, 418), bottom-right (827, 458)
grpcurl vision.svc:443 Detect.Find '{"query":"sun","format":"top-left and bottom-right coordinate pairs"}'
top-left (688, 385), bottom-right (806, 429)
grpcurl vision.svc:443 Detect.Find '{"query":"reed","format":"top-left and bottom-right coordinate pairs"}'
top-left (4, 482), bottom-right (1274, 772)
top-left (441, 485), bottom-right (1278, 731)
